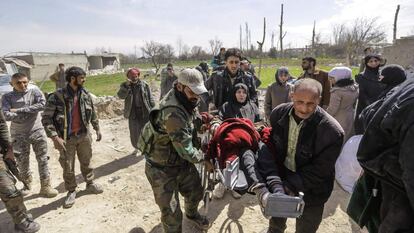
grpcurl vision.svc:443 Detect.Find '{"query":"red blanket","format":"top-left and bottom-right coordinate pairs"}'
top-left (206, 118), bottom-right (260, 168)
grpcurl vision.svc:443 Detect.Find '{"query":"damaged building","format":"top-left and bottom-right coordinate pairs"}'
top-left (3, 52), bottom-right (121, 82)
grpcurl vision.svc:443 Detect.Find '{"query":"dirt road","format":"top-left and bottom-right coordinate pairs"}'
top-left (0, 115), bottom-right (365, 233)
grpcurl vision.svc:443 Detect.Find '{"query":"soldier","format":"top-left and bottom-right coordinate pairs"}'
top-left (117, 67), bottom-right (155, 153)
top-left (49, 63), bottom-right (66, 90)
top-left (42, 66), bottom-right (103, 209)
top-left (0, 110), bottom-right (41, 232)
top-left (1, 73), bottom-right (58, 197)
top-left (138, 68), bottom-right (211, 232)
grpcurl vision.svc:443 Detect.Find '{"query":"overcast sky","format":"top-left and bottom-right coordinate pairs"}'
top-left (1, 0), bottom-right (413, 56)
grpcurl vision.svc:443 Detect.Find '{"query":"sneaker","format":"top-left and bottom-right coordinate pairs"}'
top-left (15, 218), bottom-right (40, 233)
top-left (212, 183), bottom-right (226, 199)
top-left (186, 213), bottom-right (210, 230)
top-left (231, 190), bottom-right (242, 199)
top-left (86, 182), bottom-right (103, 194)
top-left (63, 191), bottom-right (76, 209)
top-left (20, 187), bottom-right (31, 197)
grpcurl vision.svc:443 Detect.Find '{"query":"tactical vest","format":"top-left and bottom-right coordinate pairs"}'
top-left (138, 91), bottom-right (194, 167)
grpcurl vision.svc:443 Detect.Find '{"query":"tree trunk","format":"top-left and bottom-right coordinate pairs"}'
top-left (393, 5), bottom-right (400, 43)
top-left (279, 4), bottom-right (284, 58)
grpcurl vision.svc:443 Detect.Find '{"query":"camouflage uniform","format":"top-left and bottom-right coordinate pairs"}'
top-left (139, 89), bottom-right (204, 233)
top-left (41, 85), bottom-right (100, 192)
top-left (1, 87), bottom-right (50, 183)
top-left (0, 111), bottom-right (32, 224)
top-left (117, 80), bottom-right (155, 149)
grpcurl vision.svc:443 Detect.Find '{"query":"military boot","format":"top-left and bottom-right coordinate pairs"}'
top-left (186, 212), bottom-right (210, 230)
top-left (39, 178), bottom-right (58, 198)
top-left (15, 217), bottom-right (41, 233)
top-left (86, 182), bottom-right (103, 194)
top-left (20, 175), bottom-right (33, 197)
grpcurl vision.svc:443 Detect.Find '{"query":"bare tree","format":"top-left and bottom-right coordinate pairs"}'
top-left (176, 37), bottom-right (183, 57)
top-left (279, 3), bottom-right (287, 58)
top-left (245, 22), bottom-right (249, 51)
top-left (312, 21), bottom-right (316, 54)
top-left (208, 37), bottom-right (223, 55)
top-left (271, 31), bottom-right (275, 48)
top-left (393, 5), bottom-right (400, 42)
top-left (256, 17), bottom-right (266, 79)
top-left (141, 41), bottom-right (175, 74)
top-left (240, 25), bottom-right (243, 50)
top-left (332, 18), bottom-right (386, 65)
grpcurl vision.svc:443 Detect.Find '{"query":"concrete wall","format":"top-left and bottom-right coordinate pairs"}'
top-left (383, 37), bottom-right (414, 69)
top-left (14, 53), bottom-right (88, 81)
top-left (88, 56), bottom-right (103, 70)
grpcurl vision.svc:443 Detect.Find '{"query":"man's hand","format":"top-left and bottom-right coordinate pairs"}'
top-left (204, 160), bottom-right (214, 172)
top-left (284, 185), bottom-right (296, 196)
top-left (5, 146), bottom-right (15, 161)
top-left (10, 109), bottom-right (18, 113)
top-left (52, 136), bottom-right (66, 152)
top-left (96, 130), bottom-right (102, 142)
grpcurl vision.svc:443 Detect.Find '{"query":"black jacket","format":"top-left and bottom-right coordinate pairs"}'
top-left (218, 83), bottom-right (261, 123)
top-left (357, 78), bottom-right (414, 210)
top-left (205, 69), bottom-right (257, 109)
top-left (258, 103), bottom-right (344, 205)
top-left (354, 68), bottom-right (385, 134)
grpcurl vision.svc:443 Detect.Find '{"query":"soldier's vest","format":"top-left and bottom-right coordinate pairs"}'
top-left (138, 91), bottom-right (193, 167)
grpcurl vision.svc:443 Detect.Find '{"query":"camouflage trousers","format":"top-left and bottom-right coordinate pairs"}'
top-left (58, 133), bottom-right (94, 192)
top-left (12, 129), bottom-right (50, 181)
top-left (145, 161), bottom-right (203, 233)
top-left (0, 159), bottom-right (30, 224)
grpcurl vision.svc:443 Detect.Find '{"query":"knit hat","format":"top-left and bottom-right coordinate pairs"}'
top-left (126, 67), bottom-right (140, 77)
top-left (380, 64), bottom-right (406, 86)
top-left (328, 67), bottom-right (352, 82)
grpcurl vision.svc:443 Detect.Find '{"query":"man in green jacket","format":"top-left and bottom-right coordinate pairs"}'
top-left (42, 66), bottom-right (103, 209)
top-left (139, 68), bottom-right (210, 232)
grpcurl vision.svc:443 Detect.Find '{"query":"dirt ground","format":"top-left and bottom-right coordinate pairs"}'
top-left (0, 88), bottom-right (367, 233)
top-left (0, 114), bottom-right (366, 233)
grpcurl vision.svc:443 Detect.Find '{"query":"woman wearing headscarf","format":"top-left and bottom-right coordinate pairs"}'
top-left (326, 67), bottom-right (359, 142)
top-left (354, 54), bottom-right (385, 134)
top-left (264, 67), bottom-right (292, 122)
top-left (219, 83), bottom-right (261, 123)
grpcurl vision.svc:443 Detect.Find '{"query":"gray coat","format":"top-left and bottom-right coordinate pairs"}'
top-left (326, 82), bottom-right (359, 142)
top-left (117, 80), bottom-right (155, 119)
top-left (264, 82), bottom-right (292, 121)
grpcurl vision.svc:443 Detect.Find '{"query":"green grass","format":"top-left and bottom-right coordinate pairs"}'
top-left (38, 59), bottom-right (359, 96)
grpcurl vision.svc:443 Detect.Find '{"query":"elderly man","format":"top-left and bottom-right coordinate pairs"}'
top-left (117, 68), bottom-right (155, 152)
top-left (139, 68), bottom-right (210, 232)
top-left (257, 78), bottom-right (344, 233)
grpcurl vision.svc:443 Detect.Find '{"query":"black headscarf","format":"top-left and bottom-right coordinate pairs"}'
top-left (379, 64), bottom-right (407, 96)
top-left (219, 83), bottom-right (260, 122)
